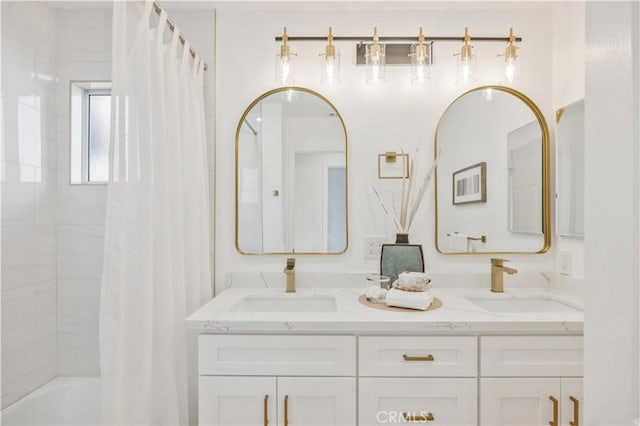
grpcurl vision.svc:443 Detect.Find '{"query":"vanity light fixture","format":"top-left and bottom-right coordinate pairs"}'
top-left (498, 27), bottom-right (519, 84)
top-left (454, 27), bottom-right (477, 85)
top-left (410, 27), bottom-right (432, 85)
top-left (276, 27), bottom-right (296, 85)
top-left (320, 27), bottom-right (341, 85)
top-left (365, 27), bottom-right (386, 85)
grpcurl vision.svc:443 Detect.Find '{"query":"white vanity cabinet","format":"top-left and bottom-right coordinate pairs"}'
top-left (479, 336), bottom-right (583, 426)
top-left (196, 334), bottom-right (583, 426)
top-left (197, 335), bottom-right (356, 426)
top-left (358, 336), bottom-right (478, 425)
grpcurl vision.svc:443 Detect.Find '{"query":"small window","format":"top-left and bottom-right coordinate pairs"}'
top-left (70, 81), bottom-right (112, 184)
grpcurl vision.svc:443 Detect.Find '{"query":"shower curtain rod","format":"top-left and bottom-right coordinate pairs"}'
top-left (152, 0), bottom-right (209, 71)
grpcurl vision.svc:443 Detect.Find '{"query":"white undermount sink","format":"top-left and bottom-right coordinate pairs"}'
top-left (231, 295), bottom-right (337, 312)
top-left (464, 296), bottom-right (582, 313)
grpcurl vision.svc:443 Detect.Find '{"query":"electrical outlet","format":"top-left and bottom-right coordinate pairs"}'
top-left (364, 236), bottom-right (386, 260)
top-left (559, 251), bottom-right (572, 276)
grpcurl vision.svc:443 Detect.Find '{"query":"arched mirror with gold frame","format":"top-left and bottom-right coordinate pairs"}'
top-left (235, 87), bottom-right (348, 255)
top-left (434, 85), bottom-right (550, 254)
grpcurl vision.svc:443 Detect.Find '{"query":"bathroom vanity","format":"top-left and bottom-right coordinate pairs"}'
top-left (187, 288), bottom-right (583, 426)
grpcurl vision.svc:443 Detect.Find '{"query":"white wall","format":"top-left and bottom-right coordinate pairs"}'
top-left (215, 2), bottom-right (556, 291)
top-left (1, 0), bottom-right (58, 408)
top-left (552, 1), bottom-right (585, 286)
top-left (584, 2), bottom-right (639, 423)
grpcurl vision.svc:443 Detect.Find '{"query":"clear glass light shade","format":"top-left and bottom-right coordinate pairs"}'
top-left (321, 50), bottom-right (341, 85)
top-left (275, 54), bottom-right (294, 85)
top-left (455, 49), bottom-right (477, 85)
top-left (410, 43), bottom-right (431, 85)
top-left (365, 43), bottom-right (386, 85)
top-left (500, 56), bottom-right (520, 84)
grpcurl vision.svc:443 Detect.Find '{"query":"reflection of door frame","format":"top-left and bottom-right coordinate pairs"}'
top-left (323, 162), bottom-right (346, 252)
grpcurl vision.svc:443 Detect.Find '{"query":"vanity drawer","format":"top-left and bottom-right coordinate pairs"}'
top-left (359, 377), bottom-right (477, 425)
top-left (480, 336), bottom-right (583, 377)
top-left (199, 335), bottom-right (356, 376)
top-left (359, 336), bottom-right (477, 377)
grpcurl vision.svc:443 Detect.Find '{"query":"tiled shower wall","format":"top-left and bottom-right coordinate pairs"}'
top-left (55, 7), bottom-right (111, 377)
top-left (1, 1), bottom-right (58, 408)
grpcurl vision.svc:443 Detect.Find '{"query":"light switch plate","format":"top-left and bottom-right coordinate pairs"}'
top-left (364, 236), bottom-right (386, 260)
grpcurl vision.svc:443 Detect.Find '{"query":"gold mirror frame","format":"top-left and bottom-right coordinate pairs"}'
top-left (434, 85), bottom-right (551, 255)
top-left (234, 86), bottom-right (349, 255)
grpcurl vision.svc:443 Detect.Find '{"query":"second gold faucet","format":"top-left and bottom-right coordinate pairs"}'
top-left (490, 258), bottom-right (518, 293)
top-left (284, 258), bottom-right (296, 293)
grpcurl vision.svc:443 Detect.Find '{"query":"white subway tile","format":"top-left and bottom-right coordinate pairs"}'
top-left (56, 175), bottom-right (107, 224)
top-left (34, 168), bottom-right (57, 225)
top-left (57, 225), bottom-right (104, 280)
top-left (56, 8), bottom-right (111, 63)
top-left (1, 162), bottom-right (35, 225)
top-left (57, 279), bottom-right (101, 334)
top-left (57, 332), bottom-right (100, 376)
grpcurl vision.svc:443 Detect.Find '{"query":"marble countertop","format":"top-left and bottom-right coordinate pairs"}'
top-left (186, 287), bottom-right (584, 335)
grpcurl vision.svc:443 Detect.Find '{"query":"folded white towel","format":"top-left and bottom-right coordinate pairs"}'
top-left (385, 288), bottom-right (433, 311)
top-left (448, 233), bottom-right (468, 252)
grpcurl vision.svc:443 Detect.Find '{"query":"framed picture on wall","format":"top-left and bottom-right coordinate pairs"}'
top-left (452, 162), bottom-right (487, 205)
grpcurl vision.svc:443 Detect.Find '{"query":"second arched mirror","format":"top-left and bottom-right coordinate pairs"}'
top-left (236, 87), bottom-right (348, 255)
top-left (435, 86), bottom-right (550, 254)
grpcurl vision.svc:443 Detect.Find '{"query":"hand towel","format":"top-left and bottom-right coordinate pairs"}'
top-left (448, 233), bottom-right (468, 252)
top-left (385, 288), bottom-right (433, 311)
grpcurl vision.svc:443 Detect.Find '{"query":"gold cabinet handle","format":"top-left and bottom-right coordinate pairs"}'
top-left (569, 396), bottom-right (580, 426)
top-left (284, 395), bottom-right (289, 426)
top-left (402, 354), bottom-right (435, 362)
top-left (403, 412), bottom-right (435, 422)
top-left (263, 395), bottom-right (269, 426)
top-left (549, 396), bottom-right (559, 426)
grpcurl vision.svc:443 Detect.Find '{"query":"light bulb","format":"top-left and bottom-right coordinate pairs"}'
top-left (410, 28), bottom-right (431, 86)
top-left (275, 27), bottom-right (295, 85)
top-left (320, 27), bottom-right (341, 85)
top-left (365, 27), bottom-right (386, 85)
top-left (454, 27), bottom-right (476, 85)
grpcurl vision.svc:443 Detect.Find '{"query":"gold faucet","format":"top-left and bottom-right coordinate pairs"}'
top-left (490, 258), bottom-right (518, 293)
top-left (284, 258), bottom-right (296, 293)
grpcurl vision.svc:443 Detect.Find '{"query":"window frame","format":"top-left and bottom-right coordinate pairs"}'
top-left (69, 81), bottom-right (112, 186)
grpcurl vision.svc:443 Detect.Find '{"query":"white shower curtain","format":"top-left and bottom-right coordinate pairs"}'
top-left (100, 1), bottom-right (211, 424)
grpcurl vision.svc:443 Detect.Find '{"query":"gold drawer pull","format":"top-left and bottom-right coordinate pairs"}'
top-left (549, 396), bottom-right (559, 426)
top-left (569, 396), bottom-right (579, 426)
top-left (284, 395), bottom-right (289, 426)
top-left (403, 412), bottom-right (435, 422)
top-left (402, 354), bottom-right (435, 362)
top-left (263, 395), bottom-right (269, 426)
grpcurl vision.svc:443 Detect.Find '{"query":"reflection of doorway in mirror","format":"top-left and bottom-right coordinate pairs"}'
top-left (508, 120), bottom-right (543, 234)
top-left (325, 165), bottom-right (346, 252)
top-left (293, 152), bottom-right (346, 252)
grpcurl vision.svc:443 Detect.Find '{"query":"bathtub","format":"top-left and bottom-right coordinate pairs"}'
top-left (1, 377), bottom-right (101, 425)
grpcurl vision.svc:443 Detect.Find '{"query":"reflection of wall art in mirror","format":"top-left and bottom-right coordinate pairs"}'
top-left (378, 152), bottom-right (410, 179)
top-left (452, 162), bottom-right (486, 205)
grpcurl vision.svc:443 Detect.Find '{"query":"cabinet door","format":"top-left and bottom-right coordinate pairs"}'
top-left (480, 378), bottom-right (560, 426)
top-left (561, 378), bottom-right (583, 426)
top-left (199, 376), bottom-right (276, 426)
top-left (359, 377), bottom-right (477, 425)
top-left (276, 377), bottom-right (355, 426)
